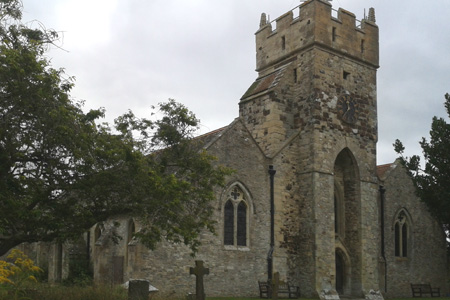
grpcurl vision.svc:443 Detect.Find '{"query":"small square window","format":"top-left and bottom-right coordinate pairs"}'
top-left (343, 71), bottom-right (350, 80)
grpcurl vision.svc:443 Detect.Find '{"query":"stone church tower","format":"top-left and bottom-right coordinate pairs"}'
top-left (240, 0), bottom-right (379, 297)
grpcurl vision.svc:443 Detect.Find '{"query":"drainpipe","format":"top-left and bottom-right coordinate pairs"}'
top-left (379, 185), bottom-right (387, 292)
top-left (268, 165), bottom-right (276, 282)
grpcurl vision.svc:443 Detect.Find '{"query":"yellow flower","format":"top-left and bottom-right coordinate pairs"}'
top-left (31, 266), bottom-right (42, 273)
top-left (0, 276), bottom-right (14, 285)
top-left (0, 249), bottom-right (42, 288)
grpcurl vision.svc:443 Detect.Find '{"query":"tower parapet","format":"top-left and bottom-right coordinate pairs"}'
top-left (255, 0), bottom-right (378, 74)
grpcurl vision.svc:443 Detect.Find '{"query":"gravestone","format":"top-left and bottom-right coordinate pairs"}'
top-left (128, 279), bottom-right (149, 300)
top-left (189, 260), bottom-right (209, 300)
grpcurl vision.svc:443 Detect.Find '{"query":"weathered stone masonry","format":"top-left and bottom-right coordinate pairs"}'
top-left (7, 1), bottom-right (447, 298)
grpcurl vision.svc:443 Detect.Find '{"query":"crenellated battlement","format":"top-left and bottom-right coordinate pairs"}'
top-left (255, 0), bottom-right (378, 73)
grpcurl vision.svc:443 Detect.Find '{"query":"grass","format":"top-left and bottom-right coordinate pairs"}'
top-left (208, 298), bottom-right (450, 300)
top-left (2, 284), bottom-right (450, 300)
top-left (0, 283), bottom-right (127, 300)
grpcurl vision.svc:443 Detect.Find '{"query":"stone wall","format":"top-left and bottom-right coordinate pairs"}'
top-left (381, 161), bottom-right (448, 298)
top-left (5, 2), bottom-right (448, 299)
top-left (115, 120), bottom-right (273, 297)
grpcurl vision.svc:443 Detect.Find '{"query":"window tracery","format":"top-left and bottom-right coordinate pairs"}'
top-left (394, 210), bottom-right (408, 257)
top-left (223, 185), bottom-right (249, 247)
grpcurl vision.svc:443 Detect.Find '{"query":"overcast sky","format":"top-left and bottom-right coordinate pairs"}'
top-left (21, 0), bottom-right (450, 166)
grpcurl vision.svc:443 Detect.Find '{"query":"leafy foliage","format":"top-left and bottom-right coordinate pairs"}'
top-left (0, 0), bottom-right (231, 256)
top-left (394, 93), bottom-right (450, 242)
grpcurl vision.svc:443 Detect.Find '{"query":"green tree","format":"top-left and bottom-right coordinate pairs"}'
top-left (394, 93), bottom-right (450, 242)
top-left (0, 0), bottom-right (230, 256)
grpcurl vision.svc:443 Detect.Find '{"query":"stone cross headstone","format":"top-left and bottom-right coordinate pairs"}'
top-left (189, 260), bottom-right (209, 300)
top-left (272, 272), bottom-right (280, 300)
top-left (128, 279), bottom-right (150, 300)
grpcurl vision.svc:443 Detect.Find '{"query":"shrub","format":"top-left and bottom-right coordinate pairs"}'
top-left (0, 249), bottom-right (43, 300)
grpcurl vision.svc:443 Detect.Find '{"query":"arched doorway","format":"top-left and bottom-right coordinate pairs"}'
top-left (334, 148), bottom-right (361, 296)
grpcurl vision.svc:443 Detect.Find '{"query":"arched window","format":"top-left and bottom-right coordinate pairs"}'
top-left (334, 195), bottom-right (338, 234)
top-left (94, 224), bottom-right (102, 242)
top-left (334, 185), bottom-right (345, 238)
top-left (237, 201), bottom-right (247, 246)
top-left (127, 219), bottom-right (136, 244)
top-left (223, 185), bottom-right (249, 247)
top-left (224, 201), bottom-right (234, 245)
top-left (394, 210), bottom-right (408, 257)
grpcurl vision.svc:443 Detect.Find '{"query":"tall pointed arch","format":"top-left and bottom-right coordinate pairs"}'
top-left (127, 218), bottom-right (136, 244)
top-left (333, 147), bottom-right (362, 296)
top-left (393, 208), bottom-right (412, 258)
top-left (221, 182), bottom-right (252, 248)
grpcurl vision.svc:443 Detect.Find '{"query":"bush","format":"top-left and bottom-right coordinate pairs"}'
top-left (0, 249), bottom-right (43, 300)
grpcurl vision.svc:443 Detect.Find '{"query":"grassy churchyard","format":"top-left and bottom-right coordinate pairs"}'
top-left (2, 284), bottom-right (449, 300)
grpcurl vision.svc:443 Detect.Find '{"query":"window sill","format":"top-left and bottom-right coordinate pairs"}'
top-left (224, 245), bottom-right (250, 251)
top-left (394, 256), bottom-right (408, 262)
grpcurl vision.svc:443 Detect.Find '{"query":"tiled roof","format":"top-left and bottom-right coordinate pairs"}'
top-left (377, 163), bottom-right (393, 179)
top-left (193, 125), bottom-right (229, 148)
top-left (240, 64), bottom-right (290, 100)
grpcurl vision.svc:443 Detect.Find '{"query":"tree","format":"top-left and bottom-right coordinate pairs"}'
top-left (0, 0), bottom-right (230, 256)
top-left (394, 93), bottom-right (450, 242)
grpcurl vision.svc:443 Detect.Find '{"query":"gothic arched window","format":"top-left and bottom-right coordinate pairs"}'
top-left (127, 219), bottom-right (136, 244)
top-left (334, 185), bottom-right (345, 238)
top-left (394, 210), bottom-right (408, 257)
top-left (224, 201), bottom-right (234, 245)
top-left (237, 201), bottom-right (247, 246)
top-left (223, 185), bottom-right (249, 247)
top-left (94, 224), bottom-right (102, 242)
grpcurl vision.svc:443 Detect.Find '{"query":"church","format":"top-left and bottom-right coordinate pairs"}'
top-left (14, 0), bottom-right (448, 298)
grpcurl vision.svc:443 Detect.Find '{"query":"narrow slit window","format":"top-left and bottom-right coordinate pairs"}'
top-left (237, 201), bottom-right (247, 246)
top-left (402, 222), bottom-right (408, 257)
top-left (343, 71), bottom-right (350, 80)
top-left (224, 201), bottom-right (234, 245)
top-left (293, 68), bottom-right (298, 83)
top-left (128, 220), bottom-right (135, 243)
top-left (361, 39), bottom-right (365, 53)
top-left (281, 36), bottom-right (286, 50)
top-left (332, 27), bottom-right (337, 42)
top-left (394, 223), bottom-right (400, 256)
top-left (94, 225), bottom-right (102, 242)
top-left (394, 211), bottom-right (409, 257)
top-left (334, 195), bottom-right (338, 233)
